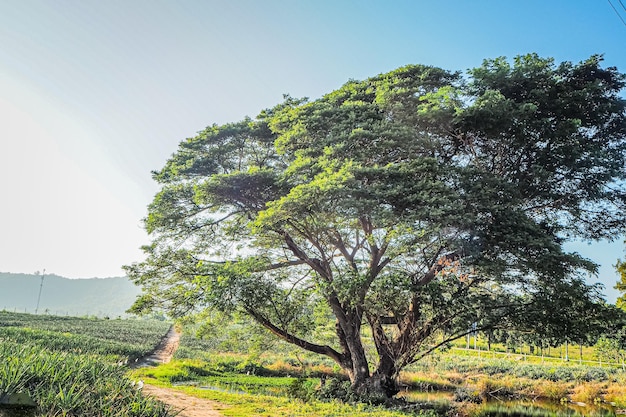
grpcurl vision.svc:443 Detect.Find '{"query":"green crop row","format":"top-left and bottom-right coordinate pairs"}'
top-left (0, 310), bottom-right (170, 350)
top-left (0, 343), bottom-right (174, 416)
top-left (0, 327), bottom-right (150, 362)
top-left (0, 311), bottom-right (176, 416)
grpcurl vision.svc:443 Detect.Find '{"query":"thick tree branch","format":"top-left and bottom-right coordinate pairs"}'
top-left (279, 230), bottom-right (331, 280)
top-left (245, 307), bottom-right (345, 365)
top-left (262, 259), bottom-right (308, 271)
top-left (329, 230), bottom-right (358, 272)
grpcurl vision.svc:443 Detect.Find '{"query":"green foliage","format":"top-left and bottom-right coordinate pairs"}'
top-left (286, 377), bottom-right (317, 401)
top-left (128, 54), bottom-right (626, 394)
top-left (315, 377), bottom-right (360, 403)
top-left (452, 386), bottom-right (482, 403)
top-left (616, 259), bottom-right (626, 310)
top-left (174, 315), bottom-right (350, 380)
top-left (594, 336), bottom-right (626, 365)
top-left (11, 346), bottom-right (173, 416)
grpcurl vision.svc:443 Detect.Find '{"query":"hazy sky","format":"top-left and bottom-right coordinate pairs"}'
top-left (0, 0), bottom-right (625, 301)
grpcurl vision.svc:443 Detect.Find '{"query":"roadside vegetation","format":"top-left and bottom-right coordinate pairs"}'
top-left (0, 311), bottom-right (174, 416)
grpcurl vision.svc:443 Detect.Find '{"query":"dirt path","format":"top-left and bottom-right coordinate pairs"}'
top-left (132, 325), bottom-right (181, 367)
top-left (142, 384), bottom-right (224, 417)
top-left (132, 326), bottom-right (225, 417)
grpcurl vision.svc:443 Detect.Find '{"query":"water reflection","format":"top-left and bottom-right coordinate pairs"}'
top-left (477, 403), bottom-right (615, 417)
top-left (400, 390), bottom-right (618, 417)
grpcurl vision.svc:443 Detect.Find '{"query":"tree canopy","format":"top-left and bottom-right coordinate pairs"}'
top-left (126, 54), bottom-right (626, 397)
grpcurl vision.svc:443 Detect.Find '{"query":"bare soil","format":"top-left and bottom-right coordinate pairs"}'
top-left (142, 384), bottom-right (224, 417)
top-left (133, 326), bottom-right (225, 417)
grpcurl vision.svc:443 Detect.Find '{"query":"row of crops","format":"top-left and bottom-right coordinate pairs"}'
top-left (0, 311), bottom-right (176, 416)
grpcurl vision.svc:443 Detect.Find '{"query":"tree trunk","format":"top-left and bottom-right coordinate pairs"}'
top-left (334, 345), bottom-right (399, 399)
top-left (327, 298), bottom-right (371, 388)
top-left (579, 343), bottom-right (583, 365)
top-left (356, 373), bottom-right (399, 398)
top-left (346, 344), bottom-right (370, 388)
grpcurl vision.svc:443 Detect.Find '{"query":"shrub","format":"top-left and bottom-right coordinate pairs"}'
top-left (286, 377), bottom-right (317, 401)
top-left (316, 377), bottom-right (359, 403)
top-left (570, 382), bottom-right (604, 404)
top-left (453, 386), bottom-right (482, 403)
top-left (605, 384), bottom-right (626, 407)
top-left (475, 377), bottom-right (517, 400)
top-left (531, 380), bottom-right (569, 401)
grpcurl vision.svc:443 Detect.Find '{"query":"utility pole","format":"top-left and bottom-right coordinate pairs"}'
top-left (35, 269), bottom-right (45, 314)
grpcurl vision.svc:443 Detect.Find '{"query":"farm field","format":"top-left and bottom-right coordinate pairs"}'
top-left (3, 311), bottom-right (626, 416)
top-left (0, 311), bottom-right (174, 416)
top-left (131, 323), bottom-right (626, 417)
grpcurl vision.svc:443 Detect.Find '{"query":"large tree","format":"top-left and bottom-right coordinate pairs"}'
top-left (126, 54), bottom-right (626, 397)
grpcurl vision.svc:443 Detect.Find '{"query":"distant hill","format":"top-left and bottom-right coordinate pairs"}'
top-left (0, 273), bottom-right (142, 317)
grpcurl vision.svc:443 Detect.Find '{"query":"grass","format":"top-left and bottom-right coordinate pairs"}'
top-left (407, 353), bottom-right (623, 383)
top-left (131, 360), bottom-right (441, 417)
top-left (604, 383), bottom-right (626, 407)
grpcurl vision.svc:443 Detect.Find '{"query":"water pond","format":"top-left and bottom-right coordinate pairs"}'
top-left (401, 390), bottom-right (620, 417)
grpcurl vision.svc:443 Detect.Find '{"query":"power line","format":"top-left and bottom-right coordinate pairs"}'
top-left (35, 269), bottom-right (45, 314)
top-left (619, 0), bottom-right (626, 12)
top-left (608, 0), bottom-right (626, 27)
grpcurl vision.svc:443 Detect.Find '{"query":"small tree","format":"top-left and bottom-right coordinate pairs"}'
top-left (127, 54), bottom-right (626, 397)
top-left (616, 260), bottom-right (626, 310)
top-left (595, 336), bottom-right (623, 365)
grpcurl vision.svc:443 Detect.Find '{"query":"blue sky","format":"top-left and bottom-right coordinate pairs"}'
top-left (0, 0), bottom-right (624, 301)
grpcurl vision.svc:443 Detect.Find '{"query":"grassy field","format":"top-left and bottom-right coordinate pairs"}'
top-left (130, 359), bottom-right (443, 417)
top-left (449, 336), bottom-right (623, 366)
top-left (0, 311), bottom-right (174, 416)
top-left (131, 328), bottom-right (445, 416)
top-left (134, 324), bottom-right (626, 416)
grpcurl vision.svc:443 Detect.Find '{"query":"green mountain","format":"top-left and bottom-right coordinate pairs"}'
top-left (0, 273), bottom-right (141, 317)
